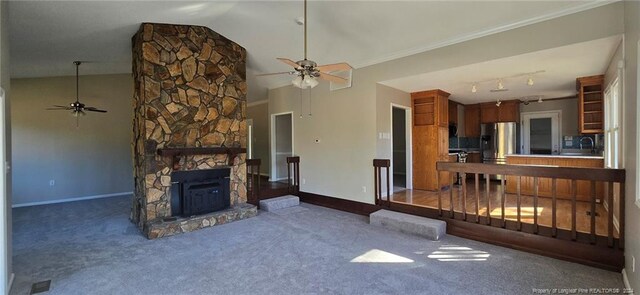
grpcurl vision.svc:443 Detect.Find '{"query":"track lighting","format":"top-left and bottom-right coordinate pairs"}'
top-left (496, 99), bottom-right (502, 107)
top-left (538, 96), bottom-right (543, 103)
top-left (527, 77), bottom-right (534, 86)
top-left (471, 84), bottom-right (477, 93)
top-left (497, 79), bottom-right (504, 90)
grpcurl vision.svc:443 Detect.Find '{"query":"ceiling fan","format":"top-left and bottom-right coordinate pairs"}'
top-left (47, 61), bottom-right (107, 126)
top-left (257, 0), bottom-right (353, 89)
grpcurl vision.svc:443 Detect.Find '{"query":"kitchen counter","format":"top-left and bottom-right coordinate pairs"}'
top-left (505, 154), bottom-right (605, 201)
top-left (506, 154), bottom-right (603, 159)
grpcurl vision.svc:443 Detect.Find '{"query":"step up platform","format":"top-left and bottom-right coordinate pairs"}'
top-left (369, 210), bottom-right (446, 241)
top-left (259, 195), bottom-right (300, 212)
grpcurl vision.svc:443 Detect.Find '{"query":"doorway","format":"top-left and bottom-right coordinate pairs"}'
top-left (521, 111), bottom-right (561, 155)
top-left (270, 112), bottom-right (293, 181)
top-left (391, 104), bottom-right (412, 193)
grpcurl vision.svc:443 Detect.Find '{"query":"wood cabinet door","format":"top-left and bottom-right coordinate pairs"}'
top-left (498, 101), bottom-right (520, 122)
top-left (480, 103), bottom-right (498, 124)
top-left (464, 104), bottom-right (481, 137)
top-left (448, 100), bottom-right (458, 124)
top-left (437, 95), bottom-right (449, 127)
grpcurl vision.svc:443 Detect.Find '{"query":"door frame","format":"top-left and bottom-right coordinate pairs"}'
top-left (520, 110), bottom-right (562, 155)
top-left (270, 111), bottom-right (294, 181)
top-left (246, 118), bottom-right (253, 159)
top-left (390, 103), bottom-right (413, 192)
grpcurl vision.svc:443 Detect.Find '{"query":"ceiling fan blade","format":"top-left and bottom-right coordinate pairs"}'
top-left (46, 107), bottom-right (73, 110)
top-left (316, 62), bottom-right (353, 73)
top-left (318, 72), bottom-right (348, 84)
top-left (255, 71), bottom-right (293, 77)
top-left (277, 58), bottom-right (300, 69)
top-left (84, 107), bottom-right (107, 113)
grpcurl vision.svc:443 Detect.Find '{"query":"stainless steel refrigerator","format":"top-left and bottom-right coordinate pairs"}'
top-left (481, 123), bottom-right (517, 179)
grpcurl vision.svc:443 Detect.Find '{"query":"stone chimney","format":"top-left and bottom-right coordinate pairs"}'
top-left (131, 23), bottom-right (252, 238)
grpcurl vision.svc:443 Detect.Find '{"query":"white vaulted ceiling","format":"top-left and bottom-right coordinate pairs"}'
top-left (8, 1), bottom-right (614, 101)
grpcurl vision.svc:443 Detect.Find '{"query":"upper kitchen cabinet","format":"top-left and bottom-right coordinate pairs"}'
top-left (480, 100), bottom-right (520, 123)
top-left (448, 100), bottom-right (458, 124)
top-left (411, 89), bottom-right (450, 127)
top-left (464, 104), bottom-right (481, 137)
top-left (577, 75), bottom-right (604, 134)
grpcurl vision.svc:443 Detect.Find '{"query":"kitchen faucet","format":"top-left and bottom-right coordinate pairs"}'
top-left (579, 137), bottom-right (595, 154)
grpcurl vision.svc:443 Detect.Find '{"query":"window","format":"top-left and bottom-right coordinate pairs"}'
top-left (604, 78), bottom-right (621, 169)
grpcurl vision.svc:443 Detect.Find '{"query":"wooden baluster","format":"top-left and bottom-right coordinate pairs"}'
top-left (461, 173), bottom-right (467, 221)
top-left (533, 177), bottom-right (539, 234)
top-left (475, 173), bottom-right (480, 223)
top-left (485, 174), bottom-right (491, 225)
top-left (501, 177), bottom-right (505, 228)
top-left (619, 180), bottom-right (625, 250)
top-left (449, 172), bottom-right (454, 218)
top-left (295, 161), bottom-right (300, 194)
top-left (374, 166), bottom-right (379, 205)
top-left (552, 178), bottom-right (557, 237)
top-left (607, 181), bottom-right (614, 247)
top-left (590, 181), bottom-right (597, 244)
top-left (571, 180), bottom-right (577, 241)
top-left (437, 171), bottom-right (442, 216)
top-left (386, 165), bottom-right (390, 207)
top-left (516, 176), bottom-right (521, 231)
top-left (287, 161), bottom-right (291, 193)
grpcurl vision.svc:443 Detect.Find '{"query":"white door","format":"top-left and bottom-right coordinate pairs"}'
top-left (270, 113), bottom-right (293, 181)
top-left (521, 111), bottom-right (561, 155)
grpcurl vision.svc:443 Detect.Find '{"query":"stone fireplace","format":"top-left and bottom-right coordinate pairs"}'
top-left (131, 23), bottom-right (256, 239)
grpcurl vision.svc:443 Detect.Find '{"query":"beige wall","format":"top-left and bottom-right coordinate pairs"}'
top-left (247, 101), bottom-right (269, 175)
top-left (0, 0), bottom-right (11, 287)
top-left (520, 98), bottom-right (579, 136)
top-left (11, 74), bottom-right (133, 206)
top-left (268, 3), bottom-right (624, 204)
top-left (605, 40), bottom-right (624, 88)
top-left (623, 0), bottom-right (640, 290)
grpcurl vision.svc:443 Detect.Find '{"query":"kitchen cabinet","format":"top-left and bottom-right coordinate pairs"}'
top-left (464, 104), bottom-right (481, 137)
top-left (480, 100), bottom-right (520, 123)
top-left (577, 75), bottom-right (604, 134)
top-left (448, 100), bottom-right (458, 124)
top-left (411, 89), bottom-right (450, 191)
top-left (505, 155), bottom-right (604, 201)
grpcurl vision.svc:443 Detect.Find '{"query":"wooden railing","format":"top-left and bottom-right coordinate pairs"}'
top-left (246, 159), bottom-right (261, 206)
top-left (373, 159), bottom-right (391, 207)
top-left (435, 162), bottom-right (625, 249)
top-left (287, 156), bottom-right (300, 195)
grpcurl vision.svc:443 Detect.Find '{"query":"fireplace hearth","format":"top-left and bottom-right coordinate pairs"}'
top-left (171, 168), bottom-right (231, 217)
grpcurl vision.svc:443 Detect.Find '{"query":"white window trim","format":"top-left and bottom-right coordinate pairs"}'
top-left (636, 39), bottom-right (640, 208)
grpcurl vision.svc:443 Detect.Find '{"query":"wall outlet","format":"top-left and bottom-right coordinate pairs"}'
top-left (49, 180), bottom-right (55, 186)
top-left (362, 186), bottom-right (367, 193)
top-left (302, 178), bottom-right (306, 185)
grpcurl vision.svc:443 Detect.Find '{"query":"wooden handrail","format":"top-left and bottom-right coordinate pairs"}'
top-left (436, 161), bottom-right (625, 249)
top-left (436, 162), bottom-right (625, 182)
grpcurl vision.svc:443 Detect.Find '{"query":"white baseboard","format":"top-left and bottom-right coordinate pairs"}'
top-left (622, 268), bottom-right (632, 293)
top-left (8, 272), bottom-right (14, 294)
top-left (12, 192), bottom-right (132, 208)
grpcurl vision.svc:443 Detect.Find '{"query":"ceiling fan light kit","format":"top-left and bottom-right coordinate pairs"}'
top-left (46, 61), bottom-right (107, 127)
top-left (257, 0), bottom-right (353, 89)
